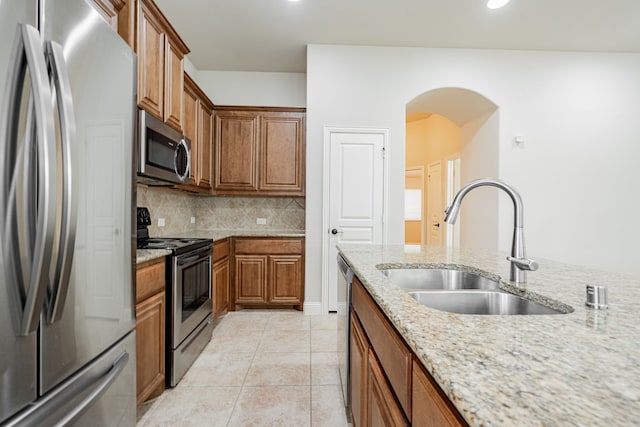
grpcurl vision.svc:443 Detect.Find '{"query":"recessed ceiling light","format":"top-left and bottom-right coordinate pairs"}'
top-left (487, 0), bottom-right (510, 9)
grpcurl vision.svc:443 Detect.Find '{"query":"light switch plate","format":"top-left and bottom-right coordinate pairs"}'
top-left (158, 218), bottom-right (165, 227)
top-left (257, 218), bottom-right (267, 225)
top-left (190, 217), bottom-right (196, 224)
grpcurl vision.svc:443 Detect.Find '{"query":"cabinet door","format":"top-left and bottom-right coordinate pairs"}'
top-left (213, 257), bottom-right (230, 318)
top-left (268, 255), bottom-right (302, 305)
top-left (136, 291), bottom-right (165, 405)
top-left (197, 101), bottom-right (213, 189)
top-left (350, 313), bottom-right (369, 427)
top-left (367, 351), bottom-right (409, 427)
top-left (234, 255), bottom-right (267, 305)
top-left (259, 112), bottom-right (305, 195)
top-left (412, 361), bottom-right (467, 427)
top-left (137, 0), bottom-right (164, 120)
top-left (214, 111), bottom-right (259, 192)
top-left (182, 77), bottom-right (199, 185)
top-left (164, 36), bottom-right (184, 131)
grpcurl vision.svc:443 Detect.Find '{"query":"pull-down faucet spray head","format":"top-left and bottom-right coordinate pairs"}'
top-left (443, 177), bottom-right (537, 284)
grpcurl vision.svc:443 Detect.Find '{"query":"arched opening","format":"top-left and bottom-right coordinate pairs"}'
top-left (405, 87), bottom-right (500, 250)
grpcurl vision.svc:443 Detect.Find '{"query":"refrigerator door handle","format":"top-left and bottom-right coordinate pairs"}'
top-left (45, 40), bottom-right (78, 323)
top-left (55, 352), bottom-right (129, 426)
top-left (4, 351), bottom-right (130, 427)
top-left (0, 24), bottom-right (57, 336)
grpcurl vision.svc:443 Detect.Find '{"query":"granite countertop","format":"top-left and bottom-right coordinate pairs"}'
top-left (136, 249), bottom-right (172, 264)
top-left (337, 244), bottom-right (640, 426)
top-left (136, 230), bottom-right (304, 264)
top-left (175, 229), bottom-right (305, 242)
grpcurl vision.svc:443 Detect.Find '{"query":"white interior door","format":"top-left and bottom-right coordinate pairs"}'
top-left (325, 129), bottom-right (386, 312)
top-left (427, 162), bottom-right (442, 246)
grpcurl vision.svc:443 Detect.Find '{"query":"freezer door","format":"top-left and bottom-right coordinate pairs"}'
top-left (0, 1), bottom-right (40, 423)
top-left (39, 0), bottom-right (137, 394)
top-left (4, 331), bottom-right (136, 427)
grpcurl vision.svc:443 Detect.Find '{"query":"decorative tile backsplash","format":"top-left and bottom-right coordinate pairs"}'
top-left (137, 185), bottom-right (305, 236)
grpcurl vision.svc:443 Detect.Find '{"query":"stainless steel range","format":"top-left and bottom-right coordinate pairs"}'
top-left (137, 207), bottom-right (213, 387)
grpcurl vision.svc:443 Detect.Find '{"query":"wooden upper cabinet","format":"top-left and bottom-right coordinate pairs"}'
top-left (89, 0), bottom-right (125, 31)
top-left (213, 107), bottom-right (306, 196)
top-left (179, 73), bottom-right (213, 192)
top-left (260, 112), bottom-right (305, 194)
top-left (214, 111), bottom-right (260, 192)
top-left (136, 0), bottom-right (189, 132)
top-left (164, 37), bottom-right (185, 131)
top-left (182, 75), bottom-right (199, 185)
top-left (197, 101), bottom-right (213, 189)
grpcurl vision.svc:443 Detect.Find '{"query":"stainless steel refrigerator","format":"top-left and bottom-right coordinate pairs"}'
top-left (0, 0), bottom-right (137, 425)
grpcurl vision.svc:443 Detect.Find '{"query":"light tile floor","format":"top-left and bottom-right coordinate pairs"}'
top-left (137, 310), bottom-right (349, 427)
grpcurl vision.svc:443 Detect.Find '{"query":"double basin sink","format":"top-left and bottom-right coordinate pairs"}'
top-left (380, 267), bottom-right (570, 315)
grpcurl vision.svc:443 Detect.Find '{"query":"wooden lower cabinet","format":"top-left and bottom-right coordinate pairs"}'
top-left (232, 237), bottom-right (304, 310)
top-left (350, 275), bottom-right (468, 427)
top-left (350, 313), bottom-right (370, 427)
top-left (235, 255), bottom-right (267, 304)
top-left (213, 257), bottom-right (230, 318)
top-left (135, 258), bottom-right (166, 405)
top-left (412, 361), bottom-right (467, 427)
top-left (368, 351), bottom-right (409, 427)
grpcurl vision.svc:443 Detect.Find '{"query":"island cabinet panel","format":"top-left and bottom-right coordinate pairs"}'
top-left (213, 107), bottom-right (305, 196)
top-left (214, 111), bottom-right (260, 192)
top-left (350, 312), bottom-right (370, 427)
top-left (232, 237), bottom-right (305, 310)
top-left (350, 274), bottom-right (469, 427)
top-left (412, 361), bottom-right (468, 427)
top-left (135, 258), bottom-right (166, 405)
top-left (352, 276), bottom-right (412, 419)
top-left (367, 351), bottom-right (410, 427)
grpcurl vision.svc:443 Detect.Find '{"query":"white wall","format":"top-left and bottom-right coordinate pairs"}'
top-left (306, 44), bottom-right (640, 305)
top-left (193, 70), bottom-right (306, 107)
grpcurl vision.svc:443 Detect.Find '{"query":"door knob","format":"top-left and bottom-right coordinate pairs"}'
top-left (433, 223), bottom-right (440, 228)
top-left (331, 228), bottom-right (342, 235)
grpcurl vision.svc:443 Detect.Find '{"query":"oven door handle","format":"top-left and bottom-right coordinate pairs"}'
top-left (177, 246), bottom-right (212, 266)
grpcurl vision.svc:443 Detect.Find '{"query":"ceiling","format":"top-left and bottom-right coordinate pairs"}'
top-left (155, 0), bottom-right (640, 73)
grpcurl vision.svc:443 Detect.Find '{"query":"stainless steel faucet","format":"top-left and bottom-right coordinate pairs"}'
top-left (443, 178), bottom-right (538, 284)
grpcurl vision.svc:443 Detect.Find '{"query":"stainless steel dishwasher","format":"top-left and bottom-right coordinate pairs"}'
top-left (337, 254), bottom-right (354, 415)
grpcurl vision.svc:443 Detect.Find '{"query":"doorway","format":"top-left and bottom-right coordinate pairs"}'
top-left (322, 127), bottom-right (389, 313)
top-left (405, 87), bottom-right (499, 250)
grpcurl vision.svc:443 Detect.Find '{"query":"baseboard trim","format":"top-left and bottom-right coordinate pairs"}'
top-left (303, 302), bottom-right (323, 315)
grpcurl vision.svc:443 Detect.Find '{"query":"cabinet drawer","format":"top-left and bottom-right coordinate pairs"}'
top-left (352, 277), bottom-right (412, 420)
top-left (234, 238), bottom-right (302, 255)
top-left (136, 258), bottom-right (166, 303)
top-left (213, 238), bottom-right (230, 262)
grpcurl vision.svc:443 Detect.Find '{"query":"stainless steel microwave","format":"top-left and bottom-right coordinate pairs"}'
top-left (137, 109), bottom-right (191, 185)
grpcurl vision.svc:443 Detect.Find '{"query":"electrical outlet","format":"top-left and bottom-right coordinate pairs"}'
top-left (158, 218), bottom-right (165, 227)
top-left (256, 218), bottom-right (267, 225)
top-left (190, 217), bottom-right (196, 224)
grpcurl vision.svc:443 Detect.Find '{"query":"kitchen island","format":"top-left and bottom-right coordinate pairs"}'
top-left (338, 244), bottom-right (640, 426)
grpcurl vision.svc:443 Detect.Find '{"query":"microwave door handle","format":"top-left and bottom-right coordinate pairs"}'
top-left (174, 138), bottom-right (190, 182)
top-left (46, 40), bottom-right (78, 323)
top-left (0, 24), bottom-right (57, 336)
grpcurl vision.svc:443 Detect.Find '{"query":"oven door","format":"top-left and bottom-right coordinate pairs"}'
top-left (172, 245), bottom-right (212, 347)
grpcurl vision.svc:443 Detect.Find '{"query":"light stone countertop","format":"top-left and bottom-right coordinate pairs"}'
top-left (337, 244), bottom-right (640, 427)
top-left (173, 229), bottom-right (305, 242)
top-left (136, 249), bottom-right (171, 265)
top-left (135, 230), bottom-right (304, 264)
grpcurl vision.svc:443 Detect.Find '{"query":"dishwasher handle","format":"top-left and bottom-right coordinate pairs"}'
top-left (337, 255), bottom-right (354, 283)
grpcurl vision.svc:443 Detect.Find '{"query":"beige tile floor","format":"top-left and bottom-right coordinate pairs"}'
top-left (137, 311), bottom-right (349, 427)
